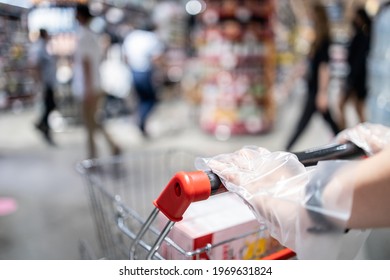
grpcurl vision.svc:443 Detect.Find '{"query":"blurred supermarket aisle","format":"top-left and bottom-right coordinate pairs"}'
top-left (1, 0), bottom-right (390, 261)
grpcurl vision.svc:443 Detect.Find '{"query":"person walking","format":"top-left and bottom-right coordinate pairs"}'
top-left (29, 28), bottom-right (57, 146)
top-left (338, 7), bottom-right (371, 130)
top-left (122, 21), bottom-right (165, 137)
top-left (285, 3), bottom-right (340, 151)
top-left (72, 4), bottom-right (121, 159)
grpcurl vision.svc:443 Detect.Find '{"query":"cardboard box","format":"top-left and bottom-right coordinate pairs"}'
top-left (158, 192), bottom-right (284, 260)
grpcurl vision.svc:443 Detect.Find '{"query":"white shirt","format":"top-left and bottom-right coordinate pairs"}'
top-left (122, 29), bottom-right (164, 72)
top-left (72, 25), bottom-right (102, 100)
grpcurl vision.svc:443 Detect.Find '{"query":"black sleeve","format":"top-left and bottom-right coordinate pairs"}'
top-left (347, 35), bottom-right (358, 65)
top-left (318, 40), bottom-right (330, 64)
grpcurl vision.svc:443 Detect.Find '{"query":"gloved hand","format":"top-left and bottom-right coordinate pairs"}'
top-left (336, 122), bottom-right (390, 155)
top-left (196, 146), bottom-right (368, 259)
top-left (197, 147), bottom-right (307, 247)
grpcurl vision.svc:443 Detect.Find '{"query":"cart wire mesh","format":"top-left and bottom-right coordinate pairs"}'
top-left (76, 149), bottom-right (273, 260)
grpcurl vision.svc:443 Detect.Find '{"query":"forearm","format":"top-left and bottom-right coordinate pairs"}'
top-left (315, 62), bottom-right (330, 111)
top-left (321, 146), bottom-right (390, 229)
top-left (317, 62), bottom-right (330, 95)
top-left (30, 66), bottom-right (42, 83)
top-left (347, 146), bottom-right (390, 228)
top-left (82, 57), bottom-right (93, 97)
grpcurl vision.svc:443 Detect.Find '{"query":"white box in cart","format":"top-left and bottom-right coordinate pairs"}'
top-left (159, 192), bottom-right (283, 260)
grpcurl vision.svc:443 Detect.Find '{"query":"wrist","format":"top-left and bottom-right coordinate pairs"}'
top-left (305, 161), bottom-right (353, 233)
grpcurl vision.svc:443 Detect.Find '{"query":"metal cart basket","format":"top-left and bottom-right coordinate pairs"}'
top-left (77, 143), bottom-right (364, 260)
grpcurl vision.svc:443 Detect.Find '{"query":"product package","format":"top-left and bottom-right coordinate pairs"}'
top-left (158, 192), bottom-right (283, 260)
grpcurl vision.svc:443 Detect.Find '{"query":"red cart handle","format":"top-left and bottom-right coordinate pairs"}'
top-left (153, 171), bottom-right (226, 222)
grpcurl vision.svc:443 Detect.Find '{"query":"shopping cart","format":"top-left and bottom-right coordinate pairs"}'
top-left (77, 143), bottom-right (365, 260)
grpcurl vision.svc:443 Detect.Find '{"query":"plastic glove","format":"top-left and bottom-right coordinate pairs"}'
top-left (336, 122), bottom-right (390, 155)
top-left (196, 146), bottom-right (369, 259)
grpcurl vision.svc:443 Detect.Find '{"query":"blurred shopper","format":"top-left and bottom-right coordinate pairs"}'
top-left (72, 4), bottom-right (121, 159)
top-left (366, 1), bottom-right (390, 126)
top-left (29, 28), bottom-right (57, 146)
top-left (122, 21), bottom-right (165, 137)
top-left (338, 7), bottom-right (371, 130)
top-left (285, 3), bottom-right (340, 151)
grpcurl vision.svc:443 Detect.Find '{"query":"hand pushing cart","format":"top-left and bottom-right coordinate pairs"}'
top-left (77, 143), bottom-right (364, 260)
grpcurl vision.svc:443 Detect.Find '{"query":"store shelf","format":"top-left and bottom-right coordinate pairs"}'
top-left (0, 3), bottom-right (34, 110)
top-left (187, 0), bottom-right (277, 135)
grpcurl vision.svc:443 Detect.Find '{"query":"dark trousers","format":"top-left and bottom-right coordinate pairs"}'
top-left (286, 94), bottom-right (340, 151)
top-left (131, 70), bottom-right (158, 133)
top-left (37, 85), bottom-right (56, 131)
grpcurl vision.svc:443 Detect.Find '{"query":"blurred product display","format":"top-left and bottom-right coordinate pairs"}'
top-left (0, 3), bottom-right (34, 111)
top-left (184, 0), bottom-right (277, 137)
